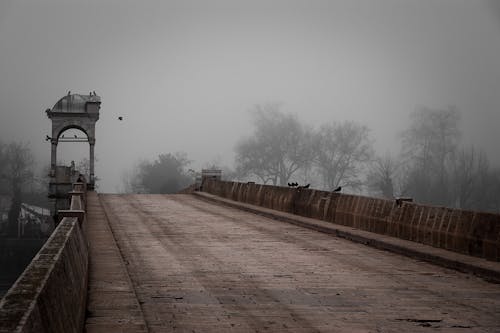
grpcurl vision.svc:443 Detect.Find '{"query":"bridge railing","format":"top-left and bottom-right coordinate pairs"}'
top-left (0, 182), bottom-right (89, 333)
top-left (201, 180), bottom-right (500, 262)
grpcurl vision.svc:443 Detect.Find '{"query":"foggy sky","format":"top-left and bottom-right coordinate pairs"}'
top-left (0, 0), bottom-right (499, 192)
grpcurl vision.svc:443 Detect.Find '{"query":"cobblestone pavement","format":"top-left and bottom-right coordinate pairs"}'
top-left (99, 194), bottom-right (500, 333)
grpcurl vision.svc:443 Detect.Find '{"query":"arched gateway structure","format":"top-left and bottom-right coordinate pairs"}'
top-left (46, 92), bottom-right (101, 189)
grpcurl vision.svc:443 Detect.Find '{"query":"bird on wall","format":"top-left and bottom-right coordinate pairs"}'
top-left (333, 186), bottom-right (342, 192)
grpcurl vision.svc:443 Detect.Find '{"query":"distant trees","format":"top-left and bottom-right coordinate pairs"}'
top-left (399, 106), bottom-right (460, 205)
top-left (0, 142), bottom-right (35, 236)
top-left (123, 152), bottom-right (192, 194)
top-left (452, 146), bottom-right (500, 212)
top-left (235, 105), bottom-right (373, 190)
top-left (235, 104), bottom-right (315, 186)
top-left (366, 153), bottom-right (399, 198)
top-left (104, 99), bottom-right (499, 213)
top-left (313, 121), bottom-right (373, 191)
top-left (394, 105), bottom-right (500, 212)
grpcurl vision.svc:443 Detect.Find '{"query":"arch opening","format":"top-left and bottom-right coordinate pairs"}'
top-left (56, 128), bottom-right (92, 181)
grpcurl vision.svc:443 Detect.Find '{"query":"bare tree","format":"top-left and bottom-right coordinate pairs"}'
top-left (366, 153), bottom-right (399, 198)
top-left (313, 121), bottom-right (373, 191)
top-left (464, 151), bottom-right (499, 212)
top-left (452, 148), bottom-right (500, 213)
top-left (452, 146), bottom-right (478, 209)
top-left (400, 106), bottom-right (460, 205)
top-left (4, 142), bottom-right (34, 236)
top-left (235, 104), bottom-right (314, 186)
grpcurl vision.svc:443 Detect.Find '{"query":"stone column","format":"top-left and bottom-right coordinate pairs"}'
top-left (50, 140), bottom-right (57, 178)
top-left (89, 139), bottom-right (95, 187)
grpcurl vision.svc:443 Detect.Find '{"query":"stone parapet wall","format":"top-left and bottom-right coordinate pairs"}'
top-left (202, 180), bottom-right (500, 261)
top-left (0, 217), bottom-right (88, 333)
top-left (0, 185), bottom-right (89, 333)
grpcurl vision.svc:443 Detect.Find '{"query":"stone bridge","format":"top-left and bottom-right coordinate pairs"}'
top-left (1, 180), bottom-right (500, 332)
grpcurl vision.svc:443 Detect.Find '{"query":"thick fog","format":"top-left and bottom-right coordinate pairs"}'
top-left (0, 0), bottom-right (499, 193)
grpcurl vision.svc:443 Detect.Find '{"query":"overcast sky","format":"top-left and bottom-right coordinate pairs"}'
top-left (0, 0), bottom-right (499, 192)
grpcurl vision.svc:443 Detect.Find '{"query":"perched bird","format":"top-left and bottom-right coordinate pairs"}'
top-left (74, 135), bottom-right (78, 138)
top-left (333, 186), bottom-right (342, 192)
top-left (93, 91), bottom-right (96, 96)
top-left (118, 116), bottom-right (123, 121)
top-left (67, 90), bottom-right (71, 95)
top-left (288, 182), bottom-right (293, 187)
top-left (303, 183), bottom-right (310, 189)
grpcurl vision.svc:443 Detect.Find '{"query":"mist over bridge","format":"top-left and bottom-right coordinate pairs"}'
top-left (0, 92), bottom-right (499, 332)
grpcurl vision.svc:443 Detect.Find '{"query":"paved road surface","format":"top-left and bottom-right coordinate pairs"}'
top-left (98, 194), bottom-right (500, 332)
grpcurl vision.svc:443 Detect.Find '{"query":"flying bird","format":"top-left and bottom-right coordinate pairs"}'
top-left (74, 135), bottom-right (78, 138)
top-left (118, 116), bottom-right (123, 121)
top-left (45, 135), bottom-right (51, 141)
top-left (333, 186), bottom-right (342, 192)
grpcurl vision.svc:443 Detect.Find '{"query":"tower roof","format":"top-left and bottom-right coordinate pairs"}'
top-left (51, 93), bottom-right (101, 113)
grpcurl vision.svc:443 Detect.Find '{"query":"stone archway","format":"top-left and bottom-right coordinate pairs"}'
top-left (46, 92), bottom-right (101, 189)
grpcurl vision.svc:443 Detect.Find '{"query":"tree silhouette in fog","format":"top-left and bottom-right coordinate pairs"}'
top-left (313, 121), bottom-right (373, 191)
top-left (0, 142), bottom-right (34, 236)
top-left (400, 106), bottom-right (460, 205)
top-left (235, 104), bottom-right (314, 186)
top-left (128, 152), bottom-right (192, 194)
top-left (366, 153), bottom-right (399, 198)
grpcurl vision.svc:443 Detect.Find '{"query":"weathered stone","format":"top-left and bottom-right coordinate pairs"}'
top-left (202, 180), bottom-right (500, 261)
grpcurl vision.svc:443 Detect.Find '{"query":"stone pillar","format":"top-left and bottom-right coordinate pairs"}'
top-left (50, 140), bottom-right (57, 177)
top-left (89, 139), bottom-right (95, 188)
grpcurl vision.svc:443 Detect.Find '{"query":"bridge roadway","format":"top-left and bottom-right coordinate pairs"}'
top-left (84, 193), bottom-right (500, 332)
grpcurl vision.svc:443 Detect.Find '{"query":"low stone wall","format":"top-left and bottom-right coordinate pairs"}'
top-left (202, 180), bottom-right (500, 261)
top-left (0, 185), bottom-right (89, 333)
